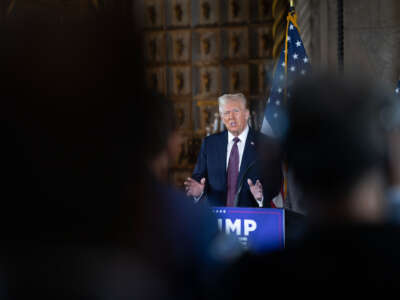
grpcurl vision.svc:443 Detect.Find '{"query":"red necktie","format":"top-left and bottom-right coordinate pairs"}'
top-left (226, 137), bottom-right (240, 207)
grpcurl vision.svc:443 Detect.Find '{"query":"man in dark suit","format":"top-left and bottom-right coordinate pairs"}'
top-left (184, 93), bottom-right (282, 207)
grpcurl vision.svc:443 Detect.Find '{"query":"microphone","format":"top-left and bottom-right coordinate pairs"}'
top-left (233, 160), bottom-right (256, 206)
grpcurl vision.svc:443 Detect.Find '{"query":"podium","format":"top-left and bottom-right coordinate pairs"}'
top-left (212, 207), bottom-right (285, 253)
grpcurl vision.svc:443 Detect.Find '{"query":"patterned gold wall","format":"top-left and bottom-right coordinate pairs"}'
top-left (143, 0), bottom-right (281, 187)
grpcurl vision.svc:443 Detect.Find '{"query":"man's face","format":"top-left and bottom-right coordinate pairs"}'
top-left (221, 100), bottom-right (249, 136)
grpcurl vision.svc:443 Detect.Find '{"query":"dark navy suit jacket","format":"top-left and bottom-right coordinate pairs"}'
top-left (192, 128), bottom-right (282, 207)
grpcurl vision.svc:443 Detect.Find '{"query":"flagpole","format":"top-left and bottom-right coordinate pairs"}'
top-left (337, 0), bottom-right (344, 73)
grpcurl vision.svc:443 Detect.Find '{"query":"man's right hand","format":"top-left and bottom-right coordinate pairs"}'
top-left (184, 177), bottom-right (206, 198)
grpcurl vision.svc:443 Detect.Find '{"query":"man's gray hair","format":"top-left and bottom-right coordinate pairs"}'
top-left (218, 93), bottom-right (248, 114)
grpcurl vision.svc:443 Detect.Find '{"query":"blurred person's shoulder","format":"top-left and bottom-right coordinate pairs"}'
top-left (222, 223), bottom-right (400, 280)
top-left (154, 180), bottom-right (217, 226)
top-left (217, 225), bottom-right (400, 299)
top-left (1, 242), bottom-right (170, 300)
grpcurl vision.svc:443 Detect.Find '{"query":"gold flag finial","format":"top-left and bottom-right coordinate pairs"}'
top-left (289, 0), bottom-right (295, 8)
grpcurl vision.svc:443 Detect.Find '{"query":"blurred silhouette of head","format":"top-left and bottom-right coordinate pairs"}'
top-left (285, 72), bottom-right (398, 223)
top-left (0, 4), bottom-right (151, 243)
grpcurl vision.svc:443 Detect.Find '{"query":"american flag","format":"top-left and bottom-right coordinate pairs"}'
top-left (261, 9), bottom-right (311, 138)
top-left (261, 8), bottom-right (311, 208)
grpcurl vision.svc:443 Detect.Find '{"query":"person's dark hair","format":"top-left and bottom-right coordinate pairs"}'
top-left (285, 73), bottom-right (396, 201)
top-left (0, 8), bottom-right (149, 243)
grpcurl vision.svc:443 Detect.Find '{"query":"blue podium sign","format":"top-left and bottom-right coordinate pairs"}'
top-left (212, 207), bottom-right (285, 253)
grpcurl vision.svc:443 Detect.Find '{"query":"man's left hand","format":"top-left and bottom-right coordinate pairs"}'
top-left (248, 179), bottom-right (263, 201)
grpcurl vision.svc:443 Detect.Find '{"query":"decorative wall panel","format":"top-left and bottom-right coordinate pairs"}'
top-left (257, 27), bottom-right (273, 57)
top-left (145, 31), bottom-right (166, 63)
top-left (166, 0), bottom-right (191, 27)
top-left (173, 100), bottom-right (192, 131)
top-left (146, 67), bottom-right (167, 94)
top-left (227, 27), bottom-right (249, 59)
top-left (227, 64), bottom-right (249, 93)
top-left (198, 0), bottom-right (219, 25)
top-left (144, 0), bottom-right (164, 29)
top-left (192, 29), bottom-right (220, 63)
top-left (193, 66), bottom-right (220, 97)
top-left (168, 66), bottom-right (191, 96)
top-left (256, 0), bottom-right (274, 22)
top-left (226, 0), bottom-right (248, 24)
top-left (167, 30), bottom-right (191, 62)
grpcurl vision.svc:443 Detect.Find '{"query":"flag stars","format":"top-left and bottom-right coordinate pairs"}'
top-left (263, 20), bottom-right (310, 132)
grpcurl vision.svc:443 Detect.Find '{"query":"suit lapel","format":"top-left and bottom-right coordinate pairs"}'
top-left (237, 128), bottom-right (257, 189)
